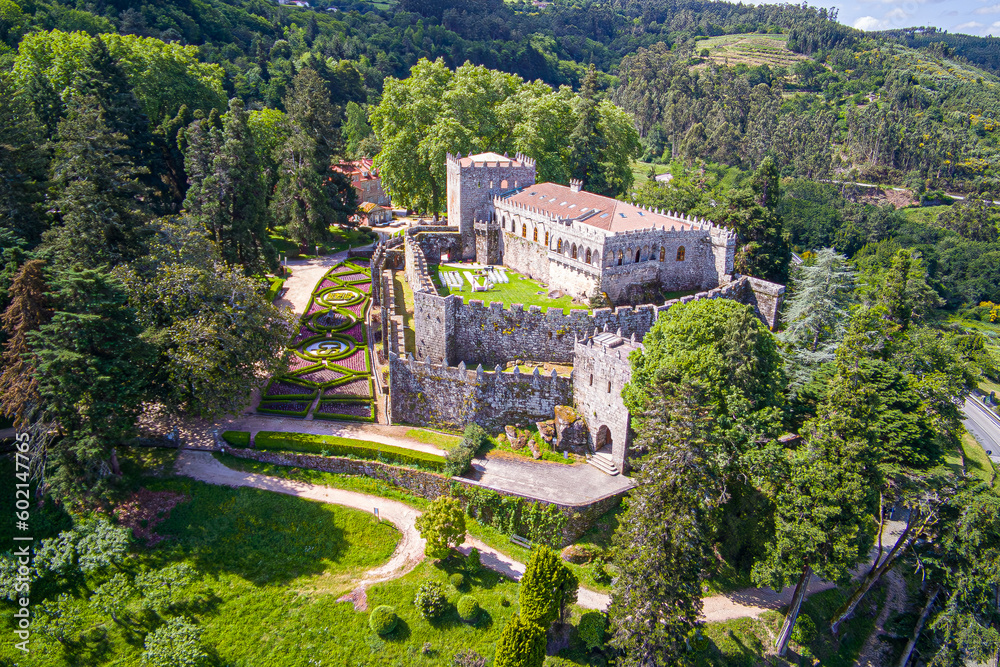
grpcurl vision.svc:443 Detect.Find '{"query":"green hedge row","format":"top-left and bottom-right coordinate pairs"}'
top-left (254, 431), bottom-right (446, 471)
top-left (221, 431), bottom-right (251, 447)
top-left (265, 276), bottom-right (285, 302)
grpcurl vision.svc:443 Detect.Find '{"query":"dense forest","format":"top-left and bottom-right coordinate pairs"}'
top-left (2, 1), bottom-right (1000, 666)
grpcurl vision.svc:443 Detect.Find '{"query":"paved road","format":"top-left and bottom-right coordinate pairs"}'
top-left (964, 398), bottom-right (1000, 462)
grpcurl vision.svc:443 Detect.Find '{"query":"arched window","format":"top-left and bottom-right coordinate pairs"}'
top-left (607, 381), bottom-right (612, 393)
top-left (617, 251), bottom-right (623, 266)
top-left (659, 247), bottom-right (666, 261)
top-left (501, 179), bottom-right (509, 188)
top-left (635, 249), bottom-right (641, 263)
top-left (571, 244), bottom-right (577, 260)
top-left (557, 239), bottom-right (562, 253)
top-left (589, 374), bottom-right (593, 386)
top-left (585, 248), bottom-right (592, 263)
top-left (676, 246), bottom-right (686, 261)
top-left (533, 228), bottom-right (538, 242)
top-left (522, 223), bottom-right (527, 238)
top-left (544, 232), bottom-right (549, 246)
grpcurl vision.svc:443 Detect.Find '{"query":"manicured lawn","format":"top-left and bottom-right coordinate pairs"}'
top-left (210, 453), bottom-right (615, 594)
top-left (404, 428), bottom-right (463, 450)
top-left (429, 263), bottom-right (589, 313)
top-left (393, 270), bottom-right (417, 354)
top-left (0, 451), bottom-right (400, 667)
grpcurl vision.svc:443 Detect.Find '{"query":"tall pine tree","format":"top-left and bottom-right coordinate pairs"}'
top-left (0, 260), bottom-right (50, 427)
top-left (569, 65), bottom-right (607, 194)
top-left (44, 95), bottom-right (151, 268)
top-left (30, 266), bottom-right (151, 501)
top-left (75, 36), bottom-right (168, 207)
top-left (183, 98), bottom-right (274, 274)
top-left (0, 74), bottom-right (48, 246)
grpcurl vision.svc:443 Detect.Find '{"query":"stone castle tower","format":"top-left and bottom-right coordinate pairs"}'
top-left (446, 152), bottom-right (536, 259)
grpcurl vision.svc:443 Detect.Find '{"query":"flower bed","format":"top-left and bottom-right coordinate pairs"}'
top-left (323, 378), bottom-right (372, 397)
top-left (258, 260), bottom-right (375, 421)
top-left (257, 400), bottom-right (312, 417)
top-left (315, 400), bottom-right (375, 421)
top-left (295, 366), bottom-right (346, 385)
top-left (336, 349), bottom-right (369, 372)
top-left (264, 380), bottom-right (318, 399)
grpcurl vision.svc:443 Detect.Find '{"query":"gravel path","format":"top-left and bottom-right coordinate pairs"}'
top-left (174, 449), bottom-right (610, 608)
top-left (174, 450), bottom-right (904, 624)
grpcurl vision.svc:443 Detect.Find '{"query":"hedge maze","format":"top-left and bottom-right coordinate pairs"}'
top-left (257, 259), bottom-right (376, 421)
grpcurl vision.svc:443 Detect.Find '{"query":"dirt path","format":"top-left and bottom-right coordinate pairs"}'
top-left (855, 569), bottom-right (907, 667)
top-left (175, 450), bottom-right (903, 624)
top-left (174, 449), bottom-right (611, 609)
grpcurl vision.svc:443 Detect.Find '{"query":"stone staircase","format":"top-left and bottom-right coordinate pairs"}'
top-left (587, 450), bottom-right (619, 476)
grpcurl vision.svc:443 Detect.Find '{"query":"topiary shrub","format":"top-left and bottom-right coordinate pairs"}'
top-left (791, 614), bottom-right (817, 645)
top-left (369, 605), bottom-right (397, 635)
top-left (578, 611), bottom-right (606, 651)
top-left (466, 547), bottom-right (481, 574)
top-left (449, 572), bottom-right (465, 590)
top-left (457, 595), bottom-right (480, 622)
top-left (414, 581), bottom-right (448, 620)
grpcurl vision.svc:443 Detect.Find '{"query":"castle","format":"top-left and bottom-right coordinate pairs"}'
top-left (372, 152), bottom-right (786, 474)
top-left (448, 151), bottom-right (736, 303)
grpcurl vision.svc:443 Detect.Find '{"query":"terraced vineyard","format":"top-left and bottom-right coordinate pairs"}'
top-left (257, 259), bottom-right (375, 421)
top-left (696, 33), bottom-right (808, 69)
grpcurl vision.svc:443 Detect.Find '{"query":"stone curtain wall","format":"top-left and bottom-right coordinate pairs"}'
top-left (389, 352), bottom-right (572, 432)
top-left (223, 445), bottom-right (626, 545)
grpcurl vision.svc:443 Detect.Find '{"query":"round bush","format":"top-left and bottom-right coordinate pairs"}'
top-left (369, 605), bottom-right (398, 635)
top-left (414, 581), bottom-right (448, 620)
top-left (457, 595), bottom-right (480, 622)
top-left (591, 560), bottom-right (611, 584)
top-left (449, 572), bottom-right (466, 589)
top-left (577, 611), bottom-right (606, 651)
top-left (791, 614), bottom-right (817, 645)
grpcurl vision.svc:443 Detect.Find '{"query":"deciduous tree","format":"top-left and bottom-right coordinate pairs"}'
top-left (414, 496), bottom-right (466, 559)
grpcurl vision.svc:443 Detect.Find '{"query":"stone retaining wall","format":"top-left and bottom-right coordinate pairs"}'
top-left (223, 446), bottom-right (627, 544)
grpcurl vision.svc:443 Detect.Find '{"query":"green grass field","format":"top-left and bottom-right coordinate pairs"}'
top-left (696, 33), bottom-right (807, 70)
top-left (430, 264), bottom-right (588, 313)
top-left (0, 451), bottom-right (400, 667)
top-left (404, 428), bottom-right (463, 450)
top-left (393, 271), bottom-right (417, 354)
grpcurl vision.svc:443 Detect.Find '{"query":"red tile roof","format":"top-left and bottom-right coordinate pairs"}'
top-left (503, 183), bottom-right (697, 232)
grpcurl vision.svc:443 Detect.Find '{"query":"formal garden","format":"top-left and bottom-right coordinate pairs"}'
top-left (257, 259), bottom-right (376, 421)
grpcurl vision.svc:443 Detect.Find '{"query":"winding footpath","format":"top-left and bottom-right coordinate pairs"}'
top-left (174, 449), bottom-right (889, 622)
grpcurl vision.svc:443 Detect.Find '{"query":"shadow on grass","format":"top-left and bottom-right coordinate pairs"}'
top-left (150, 478), bottom-right (397, 587)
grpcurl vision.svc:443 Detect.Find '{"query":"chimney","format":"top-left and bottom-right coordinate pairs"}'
top-left (569, 178), bottom-right (583, 193)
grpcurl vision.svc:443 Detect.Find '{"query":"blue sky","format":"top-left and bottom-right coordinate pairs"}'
top-left (828, 0), bottom-right (1000, 37)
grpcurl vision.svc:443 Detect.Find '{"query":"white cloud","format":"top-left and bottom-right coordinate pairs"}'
top-left (886, 7), bottom-right (911, 20)
top-left (975, 3), bottom-right (1000, 13)
top-left (954, 20), bottom-right (986, 29)
top-left (854, 15), bottom-right (886, 30)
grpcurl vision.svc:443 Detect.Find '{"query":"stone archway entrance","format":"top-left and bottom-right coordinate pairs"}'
top-left (595, 425), bottom-right (612, 454)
